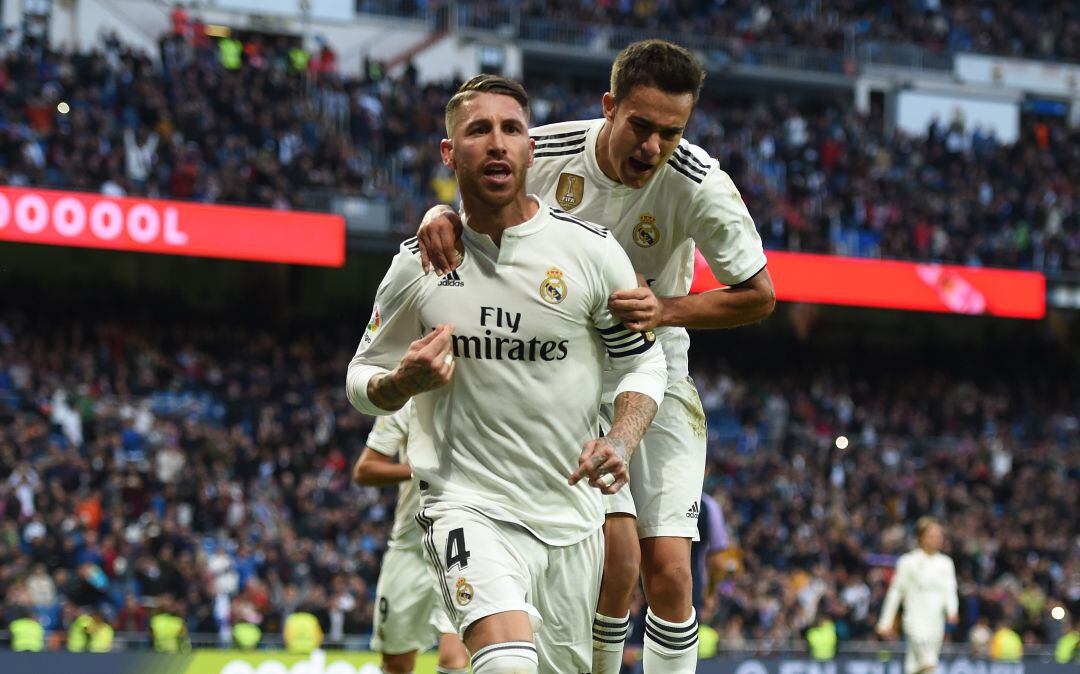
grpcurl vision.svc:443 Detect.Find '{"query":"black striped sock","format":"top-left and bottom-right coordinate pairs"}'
top-left (644, 607), bottom-right (698, 656)
top-left (593, 611), bottom-right (631, 651)
top-left (470, 640), bottom-right (538, 673)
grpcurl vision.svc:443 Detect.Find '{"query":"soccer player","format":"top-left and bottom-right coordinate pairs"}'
top-left (691, 491), bottom-right (729, 613)
top-left (346, 75), bottom-right (668, 674)
top-left (352, 400), bottom-right (469, 674)
top-left (417, 40), bottom-right (775, 674)
top-left (875, 516), bottom-right (959, 674)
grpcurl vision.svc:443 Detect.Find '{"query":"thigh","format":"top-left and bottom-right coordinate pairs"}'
top-left (417, 504), bottom-right (543, 637)
top-left (532, 528), bottom-right (604, 674)
top-left (372, 546), bottom-right (442, 655)
top-left (630, 377), bottom-right (706, 540)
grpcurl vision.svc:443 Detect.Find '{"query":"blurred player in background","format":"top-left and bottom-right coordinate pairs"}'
top-left (417, 39), bottom-right (774, 674)
top-left (352, 400), bottom-right (469, 674)
top-left (347, 75), bottom-right (667, 674)
top-left (692, 491), bottom-right (729, 615)
top-left (876, 516), bottom-right (959, 674)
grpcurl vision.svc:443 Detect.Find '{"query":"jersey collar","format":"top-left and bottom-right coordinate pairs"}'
top-left (461, 195), bottom-right (548, 265)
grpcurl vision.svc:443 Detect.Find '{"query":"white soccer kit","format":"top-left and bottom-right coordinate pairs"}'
top-left (347, 197), bottom-right (668, 671)
top-left (528, 118), bottom-right (768, 538)
top-left (877, 548), bottom-right (959, 673)
top-left (365, 402), bottom-right (455, 655)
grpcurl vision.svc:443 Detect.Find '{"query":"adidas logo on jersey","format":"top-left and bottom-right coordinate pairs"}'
top-left (437, 270), bottom-right (464, 287)
top-left (686, 502), bottom-right (699, 519)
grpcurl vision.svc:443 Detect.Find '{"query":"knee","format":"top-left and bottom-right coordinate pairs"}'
top-left (642, 558), bottom-right (692, 605)
top-left (381, 651), bottom-right (416, 674)
top-left (438, 634), bottom-right (470, 669)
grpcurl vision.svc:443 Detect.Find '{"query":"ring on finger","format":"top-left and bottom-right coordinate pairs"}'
top-left (599, 473), bottom-right (615, 488)
top-left (443, 353), bottom-right (454, 367)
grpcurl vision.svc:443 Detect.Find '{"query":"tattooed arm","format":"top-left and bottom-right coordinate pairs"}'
top-left (346, 242), bottom-right (455, 416)
top-left (363, 324), bottom-right (456, 412)
top-left (568, 234), bottom-right (669, 493)
top-left (608, 391), bottom-right (660, 453)
top-left (570, 392), bottom-right (659, 494)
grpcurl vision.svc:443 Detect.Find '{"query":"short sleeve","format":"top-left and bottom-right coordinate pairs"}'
top-left (688, 168), bottom-right (768, 286)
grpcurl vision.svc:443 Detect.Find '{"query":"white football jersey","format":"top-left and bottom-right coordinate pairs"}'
top-left (877, 549), bottom-right (959, 637)
top-left (527, 119), bottom-right (767, 388)
top-left (347, 198), bottom-right (668, 546)
top-left (363, 401), bottom-right (422, 552)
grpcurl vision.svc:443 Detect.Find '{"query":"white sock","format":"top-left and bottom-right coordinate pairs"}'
top-left (592, 611), bottom-right (630, 674)
top-left (643, 607), bottom-right (698, 674)
top-left (470, 641), bottom-right (538, 674)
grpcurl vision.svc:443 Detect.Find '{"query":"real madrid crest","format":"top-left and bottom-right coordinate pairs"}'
top-left (540, 267), bottom-right (567, 304)
top-left (555, 173), bottom-right (585, 211)
top-left (456, 577), bottom-right (474, 606)
top-left (633, 214), bottom-right (660, 248)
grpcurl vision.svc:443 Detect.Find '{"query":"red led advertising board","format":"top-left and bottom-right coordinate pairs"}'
top-left (692, 250), bottom-right (1046, 319)
top-left (0, 187), bottom-right (345, 267)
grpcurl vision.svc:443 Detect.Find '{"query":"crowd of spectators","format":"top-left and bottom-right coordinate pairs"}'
top-left (0, 311), bottom-right (384, 647)
top-left (436, 0), bottom-right (1080, 64)
top-left (686, 99), bottom-right (1080, 274)
top-left (1, 2), bottom-right (1077, 659)
top-left (3, 28), bottom-right (1077, 273)
top-left (0, 307), bottom-right (1076, 651)
top-left (692, 349), bottom-right (1079, 651)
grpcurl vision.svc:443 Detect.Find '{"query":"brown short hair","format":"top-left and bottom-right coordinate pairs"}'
top-left (915, 516), bottom-right (939, 540)
top-left (445, 74), bottom-right (530, 135)
top-left (610, 40), bottom-right (705, 104)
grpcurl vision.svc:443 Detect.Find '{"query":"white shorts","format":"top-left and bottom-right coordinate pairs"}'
top-left (416, 503), bottom-right (603, 674)
top-left (604, 376), bottom-right (705, 540)
top-left (371, 545), bottom-right (457, 654)
top-left (905, 633), bottom-right (943, 674)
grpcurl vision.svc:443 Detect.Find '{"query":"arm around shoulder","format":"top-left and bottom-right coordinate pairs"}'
top-left (597, 235), bottom-right (668, 408)
top-left (666, 168), bottom-right (775, 329)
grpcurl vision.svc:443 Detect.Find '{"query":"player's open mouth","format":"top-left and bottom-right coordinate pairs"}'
top-left (627, 157), bottom-right (654, 174)
top-left (482, 162), bottom-right (513, 186)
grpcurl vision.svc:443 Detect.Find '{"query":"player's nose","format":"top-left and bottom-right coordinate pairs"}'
top-left (642, 132), bottom-right (661, 158)
top-left (487, 128), bottom-right (508, 155)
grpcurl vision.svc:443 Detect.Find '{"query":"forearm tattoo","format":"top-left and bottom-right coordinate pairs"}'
top-left (607, 392), bottom-right (659, 459)
top-left (367, 372), bottom-right (410, 411)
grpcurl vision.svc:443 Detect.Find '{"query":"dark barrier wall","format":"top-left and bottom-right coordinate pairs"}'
top-left (0, 652), bottom-right (191, 674)
top-left (0, 649), bottom-right (414, 673)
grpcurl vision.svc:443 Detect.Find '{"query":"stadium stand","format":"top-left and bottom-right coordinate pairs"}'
top-left (1, 32), bottom-right (1076, 273)
top-left (0, 308), bottom-right (1075, 650)
top-left (1, 7), bottom-right (1077, 660)
top-left (386, 0), bottom-right (1080, 65)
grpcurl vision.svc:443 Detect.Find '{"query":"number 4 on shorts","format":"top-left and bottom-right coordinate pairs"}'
top-left (445, 527), bottom-right (471, 571)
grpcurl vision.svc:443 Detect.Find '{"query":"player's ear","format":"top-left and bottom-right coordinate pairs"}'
top-left (602, 92), bottom-right (617, 122)
top-left (440, 138), bottom-right (455, 170)
top-left (527, 136), bottom-right (534, 168)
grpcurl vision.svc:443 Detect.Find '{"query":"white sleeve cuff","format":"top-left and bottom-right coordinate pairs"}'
top-left (346, 365), bottom-right (400, 416)
top-left (613, 371), bottom-right (666, 410)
